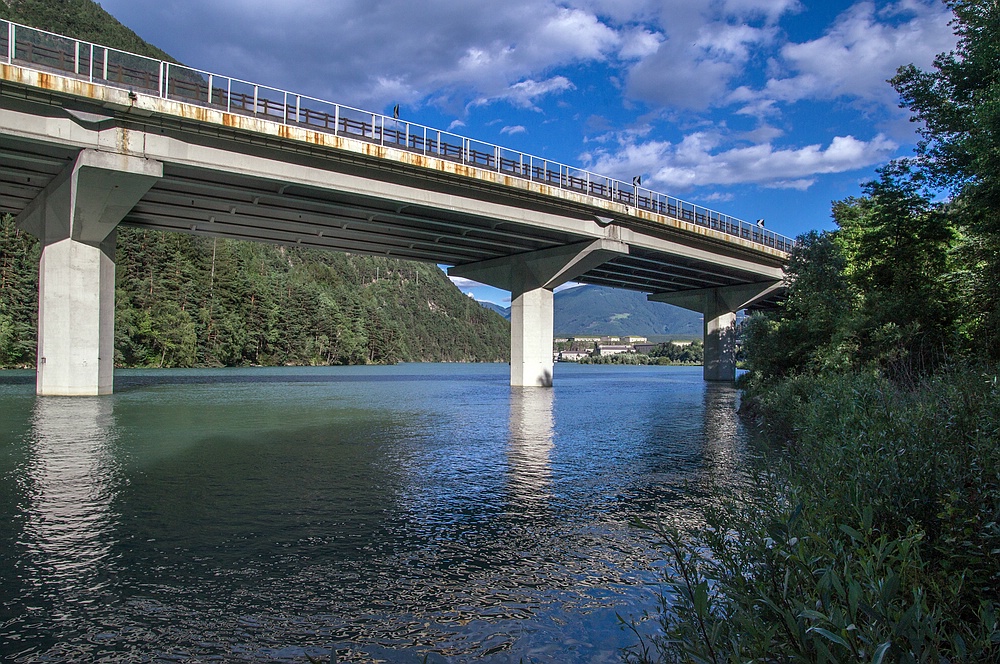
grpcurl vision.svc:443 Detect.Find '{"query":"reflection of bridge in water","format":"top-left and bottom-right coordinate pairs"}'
top-left (20, 397), bottom-right (120, 619)
top-left (508, 388), bottom-right (555, 508)
top-left (1, 20), bottom-right (788, 395)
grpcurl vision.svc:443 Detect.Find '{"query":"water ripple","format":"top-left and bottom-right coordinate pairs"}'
top-left (0, 364), bottom-right (750, 662)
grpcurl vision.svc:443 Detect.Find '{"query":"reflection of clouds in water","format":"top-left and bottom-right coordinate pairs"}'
top-left (507, 388), bottom-right (554, 508)
top-left (22, 397), bottom-right (121, 613)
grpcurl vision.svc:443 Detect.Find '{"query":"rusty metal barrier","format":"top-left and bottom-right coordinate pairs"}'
top-left (1, 19), bottom-right (795, 253)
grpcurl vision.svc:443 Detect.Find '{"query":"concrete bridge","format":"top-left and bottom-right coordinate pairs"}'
top-left (0, 20), bottom-right (789, 395)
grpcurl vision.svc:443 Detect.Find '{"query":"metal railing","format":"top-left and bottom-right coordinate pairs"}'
top-left (1, 19), bottom-right (795, 253)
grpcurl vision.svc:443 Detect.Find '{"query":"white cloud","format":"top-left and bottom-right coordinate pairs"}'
top-left (99, 0), bottom-right (620, 111)
top-left (623, 17), bottom-right (781, 110)
top-left (618, 28), bottom-right (664, 60)
top-left (474, 77), bottom-right (577, 110)
top-left (722, 0), bottom-right (802, 23)
top-left (737, 0), bottom-right (956, 113)
top-left (701, 191), bottom-right (736, 202)
top-left (584, 131), bottom-right (898, 190)
top-left (448, 275), bottom-right (487, 290)
top-left (501, 125), bottom-right (527, 135)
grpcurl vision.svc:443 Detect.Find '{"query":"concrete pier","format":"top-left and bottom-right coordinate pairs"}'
top-left (17, 150), bottom-right (162, 396)
top-left (650, 281), bottom-right (782, 382)
top-left (510, 287), bottom-right (556, 387)
top-left (451, 238), bottom-right (628, 386)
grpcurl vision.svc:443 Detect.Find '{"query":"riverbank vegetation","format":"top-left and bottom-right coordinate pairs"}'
top-left (629, 2), bottom-right (1000, 661)
top-left (576, 341), bottom-right (704, 366)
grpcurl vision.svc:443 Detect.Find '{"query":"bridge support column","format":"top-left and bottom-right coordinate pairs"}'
top-left (17, 149), bottom-right (162, 396)
top-left (704, 292), bottom-right (738, 382)
top-left (510, 286), bottom-right (555, 387)
top-left (649, 281), bottom-right (782, 382)
top-left (450, 238), bottom-right (629, 387)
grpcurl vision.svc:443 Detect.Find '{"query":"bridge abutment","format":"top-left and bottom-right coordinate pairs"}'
top-left (450, 238), bottom-right (629, 387)
top-left (650, 281), bottom-right (782, 382)
top-left (17, 149), bottom-right (163, 396)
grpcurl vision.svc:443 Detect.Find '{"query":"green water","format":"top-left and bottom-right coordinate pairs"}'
top-left (0, 363), bottom-right (750, 662)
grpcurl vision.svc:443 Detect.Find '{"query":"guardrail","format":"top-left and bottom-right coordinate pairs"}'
top-left (1, 19), bottom-right (795, 253)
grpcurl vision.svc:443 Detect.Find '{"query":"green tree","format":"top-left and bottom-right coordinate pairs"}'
top-left (1, 0), bottom-right (174, 61)
top-left (833, 164), bottom-right (957, 374)
top-left (892, 0), bottom-right (1000, 358)
top-left (742, 230), bottom-right (851, 382)
top-left (0, 215), bottom-right (39, 366)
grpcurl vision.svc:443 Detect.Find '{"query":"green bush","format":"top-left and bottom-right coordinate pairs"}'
top-left (627, 367), bottom-right (1000, 663)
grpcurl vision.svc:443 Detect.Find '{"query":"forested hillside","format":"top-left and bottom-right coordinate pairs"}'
top-left (0, 0), bottom-right (510, 368)
top-left (0, 0), bottom-right (172, 61)
top-left (479, 286), bottom-right (702, 337)
top-left (553, 285), bottom-right (701, 336)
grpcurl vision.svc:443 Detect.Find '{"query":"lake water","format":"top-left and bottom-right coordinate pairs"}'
top-left (0, 363), bottom-right (750, 663)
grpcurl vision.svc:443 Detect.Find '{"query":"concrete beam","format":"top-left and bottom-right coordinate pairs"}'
top-left (449, 238), bottom-right (629, 293)
top-left (648, 280), bottom-right (783, 313)
top-left (451, 239), bottom-right (628, 387)
top-left (17, 149), bottom-right (163, 395)
top-left (0, 97), bottom-right (786, 287)
top-left (648, 280), bottom-right (782, 382)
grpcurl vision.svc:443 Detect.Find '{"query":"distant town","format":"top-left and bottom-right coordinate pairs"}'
top-left (553, 336), bottom-right (703, 365)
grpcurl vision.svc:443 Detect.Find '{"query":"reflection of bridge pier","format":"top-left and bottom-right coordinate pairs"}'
top-left (21, 397), bottom-right (121, 612)
top-left (2, 20), bottom-right (788, 395)
top-left (507, 388), bottom-right (555, 506)
top-left (699, 382), bottom-right (746, 480)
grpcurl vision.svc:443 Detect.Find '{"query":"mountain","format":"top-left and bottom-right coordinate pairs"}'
top-left (0, 0), bottom-right (173, 61)
top-left (480, 301), bottom-right (511, 319)
top-left (553, 285), bottom-right (701, 337)
top-left (477, 285), bottom-right (703, 337)
top-left (0, 2), bottom-right (510, 368)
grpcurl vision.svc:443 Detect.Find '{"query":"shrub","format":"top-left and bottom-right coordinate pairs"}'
top-left (627, 366), bottom-right (1000, 663)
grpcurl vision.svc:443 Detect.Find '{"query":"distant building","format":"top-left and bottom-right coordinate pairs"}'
top-left (600, 336), bottom-right (621, 344)
top-left (559, 350), bottom-right (591, 362)
top-left (633, 343), bottom-right (657, 355)
top-left (596, 344), bottom-right (629, 356)
top-left (572, 336), bottom-right (601, 343)
top-left (624, 336), bottom-right (647, 344)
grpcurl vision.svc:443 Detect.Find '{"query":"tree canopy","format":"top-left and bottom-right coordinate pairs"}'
top-left (744, 0), bottom-right (1000, 381)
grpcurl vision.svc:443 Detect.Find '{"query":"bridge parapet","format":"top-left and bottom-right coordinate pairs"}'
top-left (1, 18), bottom-right (794, 255)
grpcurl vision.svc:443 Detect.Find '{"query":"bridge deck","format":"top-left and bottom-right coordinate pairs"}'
top-left (0, 19), bottom-right (788, 300)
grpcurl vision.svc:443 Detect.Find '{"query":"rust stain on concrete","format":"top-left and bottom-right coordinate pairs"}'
top-left (1, 64), bottom-right (790, 258)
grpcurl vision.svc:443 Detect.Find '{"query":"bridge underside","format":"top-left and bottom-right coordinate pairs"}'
top-left (0, 134), bottom-right (782, 297)
top-left (0, 69), bottom-right (786, 394)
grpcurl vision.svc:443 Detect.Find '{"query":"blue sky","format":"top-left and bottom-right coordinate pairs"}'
top-left (94, 0), bottom-right (958, 305)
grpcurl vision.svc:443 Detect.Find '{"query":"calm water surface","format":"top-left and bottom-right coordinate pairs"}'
top-left (0, 363), bottom-right (750, 662)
